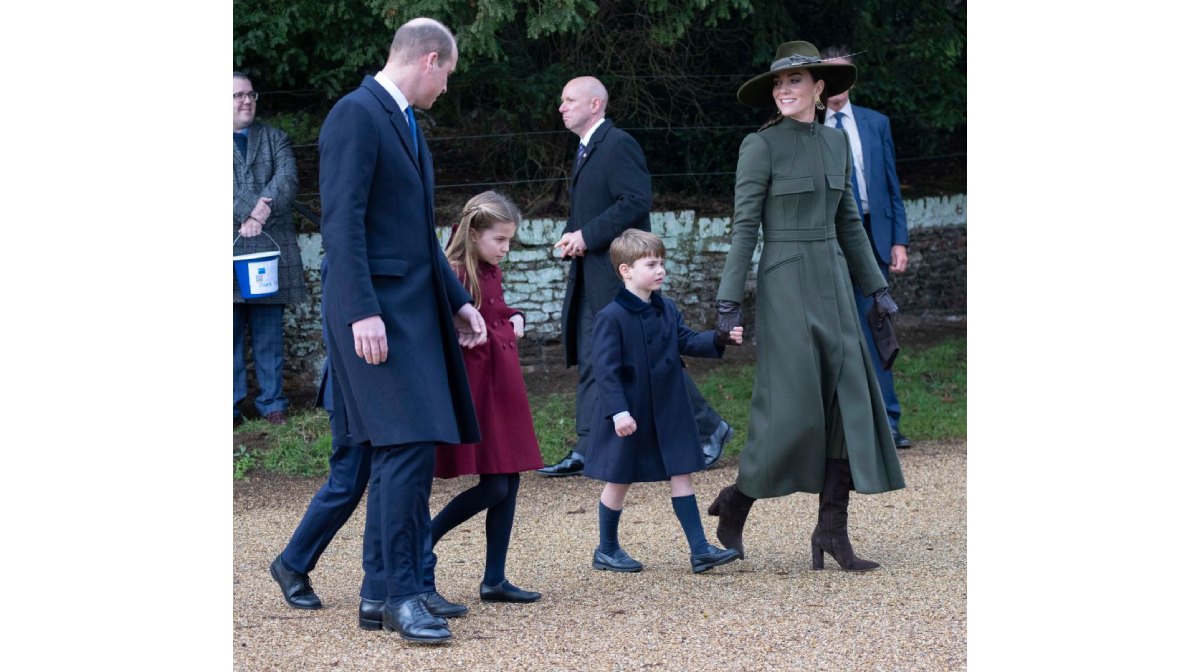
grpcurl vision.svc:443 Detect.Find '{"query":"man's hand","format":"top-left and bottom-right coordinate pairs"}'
top-left (716, 325), bottom-right (744, 347)
top-left (614, 412), bottom-right (637, 437)
top-left (238, 216), bottom-right (263, 237)
top-left (554, 230), bottom-right (588, 258)
top-left (890, 245), bottom-right (909, 273)
top-left (509, 314), bottom-right (525, 339)
top-left (352, 316), bottom-right (388, 365)
top-left (250, 197), bottom-right (273, 224)
top-left (455, 304), bottom-right (487, 348)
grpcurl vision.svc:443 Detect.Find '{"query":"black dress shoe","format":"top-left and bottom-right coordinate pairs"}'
top-left (382, 597), bottom-right (452, 644)
top-left (592, 547), bottom-right (644, 573)
top-left (422, 590), bottom-right (468, 618)
top-left (480, 580), bottom-right (541, 603)
top-left (269, 555), bottom-right (321, 610)
top-left (702, 420), bottom-right (733, 470)
top-left (359, 598), bottom-right (385, 630)
top-left (690, 543), bottom-right (741, 573)
top-left (536, 451), bottom-right (584, 477)
top-left (362, 597), bottom-right (446, 630)
top-left (892, 431), bottom-right (913, 449)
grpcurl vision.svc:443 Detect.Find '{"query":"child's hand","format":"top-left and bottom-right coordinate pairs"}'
top-left (510, 314), bottom-right (525, 338)
top-left (716, 324), bottom-right (744, 347)
top-left (614, 413), bottom-right (637, 437)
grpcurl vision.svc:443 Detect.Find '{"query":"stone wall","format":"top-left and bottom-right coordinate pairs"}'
top-left (272, 194), bottom-right (966, 392)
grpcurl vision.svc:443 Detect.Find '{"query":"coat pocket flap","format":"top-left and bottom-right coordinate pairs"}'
top-left (368, 258), bottom-right (409, 276)
top-left (826, 173), bottom-right (846, 191)
top-left (771, 176), bottom-right (814, 195)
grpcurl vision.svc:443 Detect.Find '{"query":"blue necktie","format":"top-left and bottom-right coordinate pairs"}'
top-left (405, 106), bottom-right (419, 160)
top-left (834, 112), bottom-right (863, 217)
top-left (234, 132), bottom-right (247, 159)
top-left (574, 142), bottom-right (586, 175)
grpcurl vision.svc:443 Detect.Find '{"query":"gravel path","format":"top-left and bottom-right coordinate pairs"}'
top-left (234, 440), bottom-right (966, 671)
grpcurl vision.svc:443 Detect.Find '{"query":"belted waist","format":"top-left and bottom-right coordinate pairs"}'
top-left (763, 227), bottom-right (837, 242)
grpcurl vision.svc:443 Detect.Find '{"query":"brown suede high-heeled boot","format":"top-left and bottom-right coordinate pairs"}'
top-left (811, 459), bottom-right (880, 571)
top-left (706, 484), bottom-right (756, 559)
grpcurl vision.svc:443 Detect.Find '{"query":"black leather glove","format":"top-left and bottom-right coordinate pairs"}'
top-left (872, 287), bottom-right (899, 318)
top-left (715, 300), bottom-right (742, 346)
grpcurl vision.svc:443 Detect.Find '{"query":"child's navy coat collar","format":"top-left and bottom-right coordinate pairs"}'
top-left (615, 288), bottom-right (665, 313)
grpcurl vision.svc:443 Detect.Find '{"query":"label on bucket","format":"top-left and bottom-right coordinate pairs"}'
top-left (246, 259), bottom-right (279, 295)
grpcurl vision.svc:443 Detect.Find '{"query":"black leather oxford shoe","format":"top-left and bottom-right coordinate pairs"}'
top-left (479, 580), bottom-right (542, 603)
top-left (382, 597), bottom-right (452, 644)
top-left (536, 451), bottom-right (584, 476)
top-left (422, 590), bottom-right (468, 618)
top-left (592, 547), bottom-right (644, 573)
top-left (892, 431), bottom-right (913, 449)
top-left (269, 555), bottom-right (321, 610)
top-left (690, 543), bottom-right (741, 573)
top-left (359, 598), bottom-right (385, 630)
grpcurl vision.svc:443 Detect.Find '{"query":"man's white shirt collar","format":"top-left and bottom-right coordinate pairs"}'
top-left (374, 72), bottom-right (412, 112)
top-left (580, 117), bottom-right (606, 146)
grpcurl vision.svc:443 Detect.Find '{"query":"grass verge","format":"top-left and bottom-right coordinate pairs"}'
top-left (233, 336), bottom-right (965, 479)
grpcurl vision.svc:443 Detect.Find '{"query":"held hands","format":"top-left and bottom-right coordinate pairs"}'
top-left (509, 314), bottom-right (525, 338)
top-left (352, 316), bottom-right (388, 365)
top-left (455, 304), bottom-right (488, 348)
top-left (554, 230), bottom-right (588, 258)
top-left (872, 287), bottom-right (899, 318)
top-left (613, 412), bottom-right (637, 437)
top-left (716, 325), bottom-right (744, 348)
top-left (239, 216), bottom-right (263, 237)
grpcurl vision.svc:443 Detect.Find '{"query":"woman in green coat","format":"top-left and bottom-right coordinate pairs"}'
top-left (706, 41), bottom-right (905, 571)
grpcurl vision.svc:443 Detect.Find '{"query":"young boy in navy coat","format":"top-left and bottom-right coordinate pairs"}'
top-left (583, 229), bottom-right (744, 574)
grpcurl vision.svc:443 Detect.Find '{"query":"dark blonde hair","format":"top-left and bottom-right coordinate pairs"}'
top-left (609, 228), bottom-right (665, 276)
top-left (444, 190), bottom-right (522, 304)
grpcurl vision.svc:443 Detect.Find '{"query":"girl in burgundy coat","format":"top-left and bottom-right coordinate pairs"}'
top-left (431, 192), bottom-right (545, 604)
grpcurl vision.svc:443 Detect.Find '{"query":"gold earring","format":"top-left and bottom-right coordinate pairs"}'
top-left (814, 95), bottom-right (825, 111)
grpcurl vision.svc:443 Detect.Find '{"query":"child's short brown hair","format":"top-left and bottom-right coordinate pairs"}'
top-left (610, 228), bottom-right (665, 275)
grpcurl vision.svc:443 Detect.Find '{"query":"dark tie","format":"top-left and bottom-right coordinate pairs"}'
top-left (234, 132), bottom-right (247, 159)
top-left (834, 112), bottom-right (863, 216)
top-left (405, 106), bottom-right (419, 160)
top-left (573, 142), bottom-right (586, 175)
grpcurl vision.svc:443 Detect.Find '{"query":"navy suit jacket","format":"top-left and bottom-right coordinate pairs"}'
top-left (560, 120), bottom-right (652, 366)
top-left (318, 76), bottom-right (479, 447)
top-left (849, 104), bottom-right (909, 266)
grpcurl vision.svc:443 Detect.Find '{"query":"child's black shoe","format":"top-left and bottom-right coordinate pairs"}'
top-left (690, 543), bottom-right (741, 573)
top-left (592, 547), bottom-right (644, 573)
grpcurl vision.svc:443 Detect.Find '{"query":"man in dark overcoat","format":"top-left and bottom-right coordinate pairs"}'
top-left (539, 76), bottom-right (735, 477)
top-left (303, 18), bottom-right (485, 645)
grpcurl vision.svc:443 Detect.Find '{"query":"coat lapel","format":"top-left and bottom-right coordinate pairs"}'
top-left (244, 124), bottom-right (261, 166)
top-left (571, 119), bottom-right (609, 189)
top-left (362, 77), bottom-right (421, 170)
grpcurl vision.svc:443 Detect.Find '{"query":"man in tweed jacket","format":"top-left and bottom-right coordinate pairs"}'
top-left (233, 72), bottom-right (305, 425)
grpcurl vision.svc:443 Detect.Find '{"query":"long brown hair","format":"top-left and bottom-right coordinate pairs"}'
top-left (444, 190), bottom-right (522, 305)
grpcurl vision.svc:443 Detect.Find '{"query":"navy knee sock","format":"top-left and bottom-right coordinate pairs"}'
top-left (597, 501), bottom-right (622, 554)
top-left (671, 494), bottom-right (710, 554)
top-left (482, 474), bottom-right (519, 586)
top-left (431, 474), bottom-right (509, 545)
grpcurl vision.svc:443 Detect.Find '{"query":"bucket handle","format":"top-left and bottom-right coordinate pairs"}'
top-left (233, 231), bottom-right (280, 252)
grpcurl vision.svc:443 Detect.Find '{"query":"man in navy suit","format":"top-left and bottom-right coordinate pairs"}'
top-left (538, 76), bottom-right (736, 477)
top-left (821, 49), bottom-right (912, 449)
top-left (270, 18), bottom-right (486, 645)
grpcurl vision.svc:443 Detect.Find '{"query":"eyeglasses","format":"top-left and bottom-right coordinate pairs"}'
top-left (233, 92), bottom-right (260, 102)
